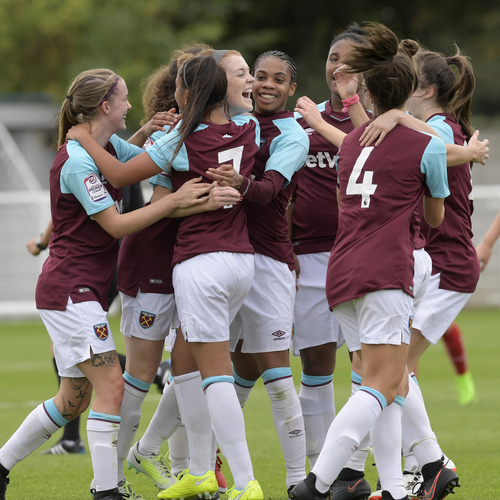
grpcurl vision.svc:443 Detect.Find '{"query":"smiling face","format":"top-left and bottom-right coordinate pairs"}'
top-left (105, 78), bottom-right (131, 132)
top-left (252, 56), bottom-right (296, 115)
top-left (325, 39), bottom-right (357, 97)
top-left (220, 54), bottom-right (254, 116)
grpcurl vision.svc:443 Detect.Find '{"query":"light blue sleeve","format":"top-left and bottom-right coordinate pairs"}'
top-left (294, 100), bottom-right (328, 120)
top-left (60, 141), bottom-right (115, 216)
top-left (145, 130), bottom-right (174, 189)
top-left (146, 128), bottom-right (187, 172)
top-left (265, 118), bottom-right (309, 186)
top-left (146, 122), bottom-right (213, 173)
top-left (149, 172), bottom-right (173, 190)
top-left (427, 115), bottom-right (454, 145)
top-left (420, 135), bottom-right (450, 198)
top-left (231, 114), bottom-right (261, 148)
top-left (109, 134), bottom-right (145, 161)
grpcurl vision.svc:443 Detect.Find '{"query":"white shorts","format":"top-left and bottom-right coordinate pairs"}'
top-left (38, 297), bottom-right (116, 378)
top-left (229, 253), bottom-right (295, 353)
top-left (120, 291), bottom-right (176, 341)
top-left (292, 252), bottom-right (344, 356)
top-left (413, 249), bottom-right (432, 314)
top-left (332, 289), bottom-right (413, 352)
top-left (164, 327), bottom-right (178, 353)
top-left (412, 273), bottom-right (471, 345)
top-left (173, 252), bottom-right (254, 343)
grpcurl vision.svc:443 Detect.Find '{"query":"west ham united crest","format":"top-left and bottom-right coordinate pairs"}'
top-left (408, 315), bottom-right (414, 332)
top-left (139, 311), bottom-right (156, 329)
top-left (94, 323), bottom-right (109, 341)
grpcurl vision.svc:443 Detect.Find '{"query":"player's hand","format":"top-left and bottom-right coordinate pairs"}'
top-left (476, 240), bottom-right (492, 272)
top-left (172, 177), bottom-right (213, 209)
top-left (206, 164), bottom-right (244, 189)
top-left (66, 122), bottom-right (91, 142)
top-left (468, 130), bottom-right (489, 165)
top-left (141, 109), bottom-right (180, 136)
top-left (26, 238), bottom-right (41, 256)
top-left (359, 109), bottom-right (400, 146)
top-left (206, 182), bottom-right (242, 210)
top-left (333, 64), bottom-right (359, 100)
top-left (295, 96), bottom-right (324, 130)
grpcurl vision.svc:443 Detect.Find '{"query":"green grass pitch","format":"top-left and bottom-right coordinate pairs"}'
top-left (0, 309), bottom-right (499, 499)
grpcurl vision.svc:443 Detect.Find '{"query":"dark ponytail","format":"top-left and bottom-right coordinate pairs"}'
top-left (168, 55), bottom-right (228, 167)
top-left (415, 46), bottom-right (475, 140)
top-left (342, 23), bottom-right (418, 115)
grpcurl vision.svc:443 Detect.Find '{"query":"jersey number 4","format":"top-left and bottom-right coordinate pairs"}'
top-left (218, 145), bottom-right (244, 208)
top-left (346, 146), bottom-right (377, 208)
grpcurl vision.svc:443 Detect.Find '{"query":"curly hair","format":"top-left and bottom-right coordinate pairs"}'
top-left (140, 43), bottom-right (213, 125)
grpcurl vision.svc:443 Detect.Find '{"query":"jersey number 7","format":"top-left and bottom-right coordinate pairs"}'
top-left (218, 145), bottom-right (244, 208)
top-left (346, 146), bottom-right (377, 208)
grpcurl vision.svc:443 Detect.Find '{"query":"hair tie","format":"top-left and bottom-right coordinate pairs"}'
top-left (66, 95), bottom-right (73, 102)
top-left (446, 57), bottom-right (453, 65)
top-left (212, 50), bottom-right (228, 64)
top-left (341, 94), bottom-right (360, 113)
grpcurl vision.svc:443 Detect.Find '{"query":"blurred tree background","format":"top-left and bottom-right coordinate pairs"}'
top-left (1, 0), bottom-right (499, 133)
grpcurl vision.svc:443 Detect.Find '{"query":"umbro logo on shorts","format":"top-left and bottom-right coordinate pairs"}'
top-left (271, 330), bottom-right (286, 340)
top-left (94, 323), bottom-right (108, 341)
top-left (289, 429), bottom-right (303, 438)
top-left (139, 311), bottom-right (156, 329)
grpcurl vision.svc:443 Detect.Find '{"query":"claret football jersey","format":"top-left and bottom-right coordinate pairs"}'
top-left (326, 123), bottom-right (449, 309)
top-left (245, 110), bottom-right (308, 268)
top-left (147, 115), bottom-right (260, 265)
top-left (293, 100), bottom-right (371, 255)
top-left (36, 136), bottom-right (143, 311)
top-left (419, 113), bottom-right (480, 293)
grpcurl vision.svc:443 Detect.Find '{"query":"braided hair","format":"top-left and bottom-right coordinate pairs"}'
top-left (252, 50), bottom-right (297, 84)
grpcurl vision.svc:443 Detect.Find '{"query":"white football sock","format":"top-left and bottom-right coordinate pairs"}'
top-left (87, 410), bottom-right (120, 493)
top-left (344, 370), bottom-right (370, 472)
top-left (312, 387), bottom-right (386, 494)
top-left (174, 371), bottom-right (212, 476)
top-left (402, 377), bottom-right (441, 468)
top-left (344, 432), bottom-right (371, 473)
top-left (168, 426), bottom-right (189, 476)
top-left (263, 368), bottom-right (306, 488)
top-left (298, 373), bottom-right (335, 469)
top-left (409, 372), bottom-right (424, 400)
top-left (0, 400), bottom-right (67, 470)
top-left (371, 397), bottom-right (406, 499)
top-left (117, 372), bottom-right (150, 481)
top-left (139, 377), bottom-right (182, 455)
top-left (203, 377), bottom-right (254, 490)
top-left (233, 370), bottom-right (257, 408)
